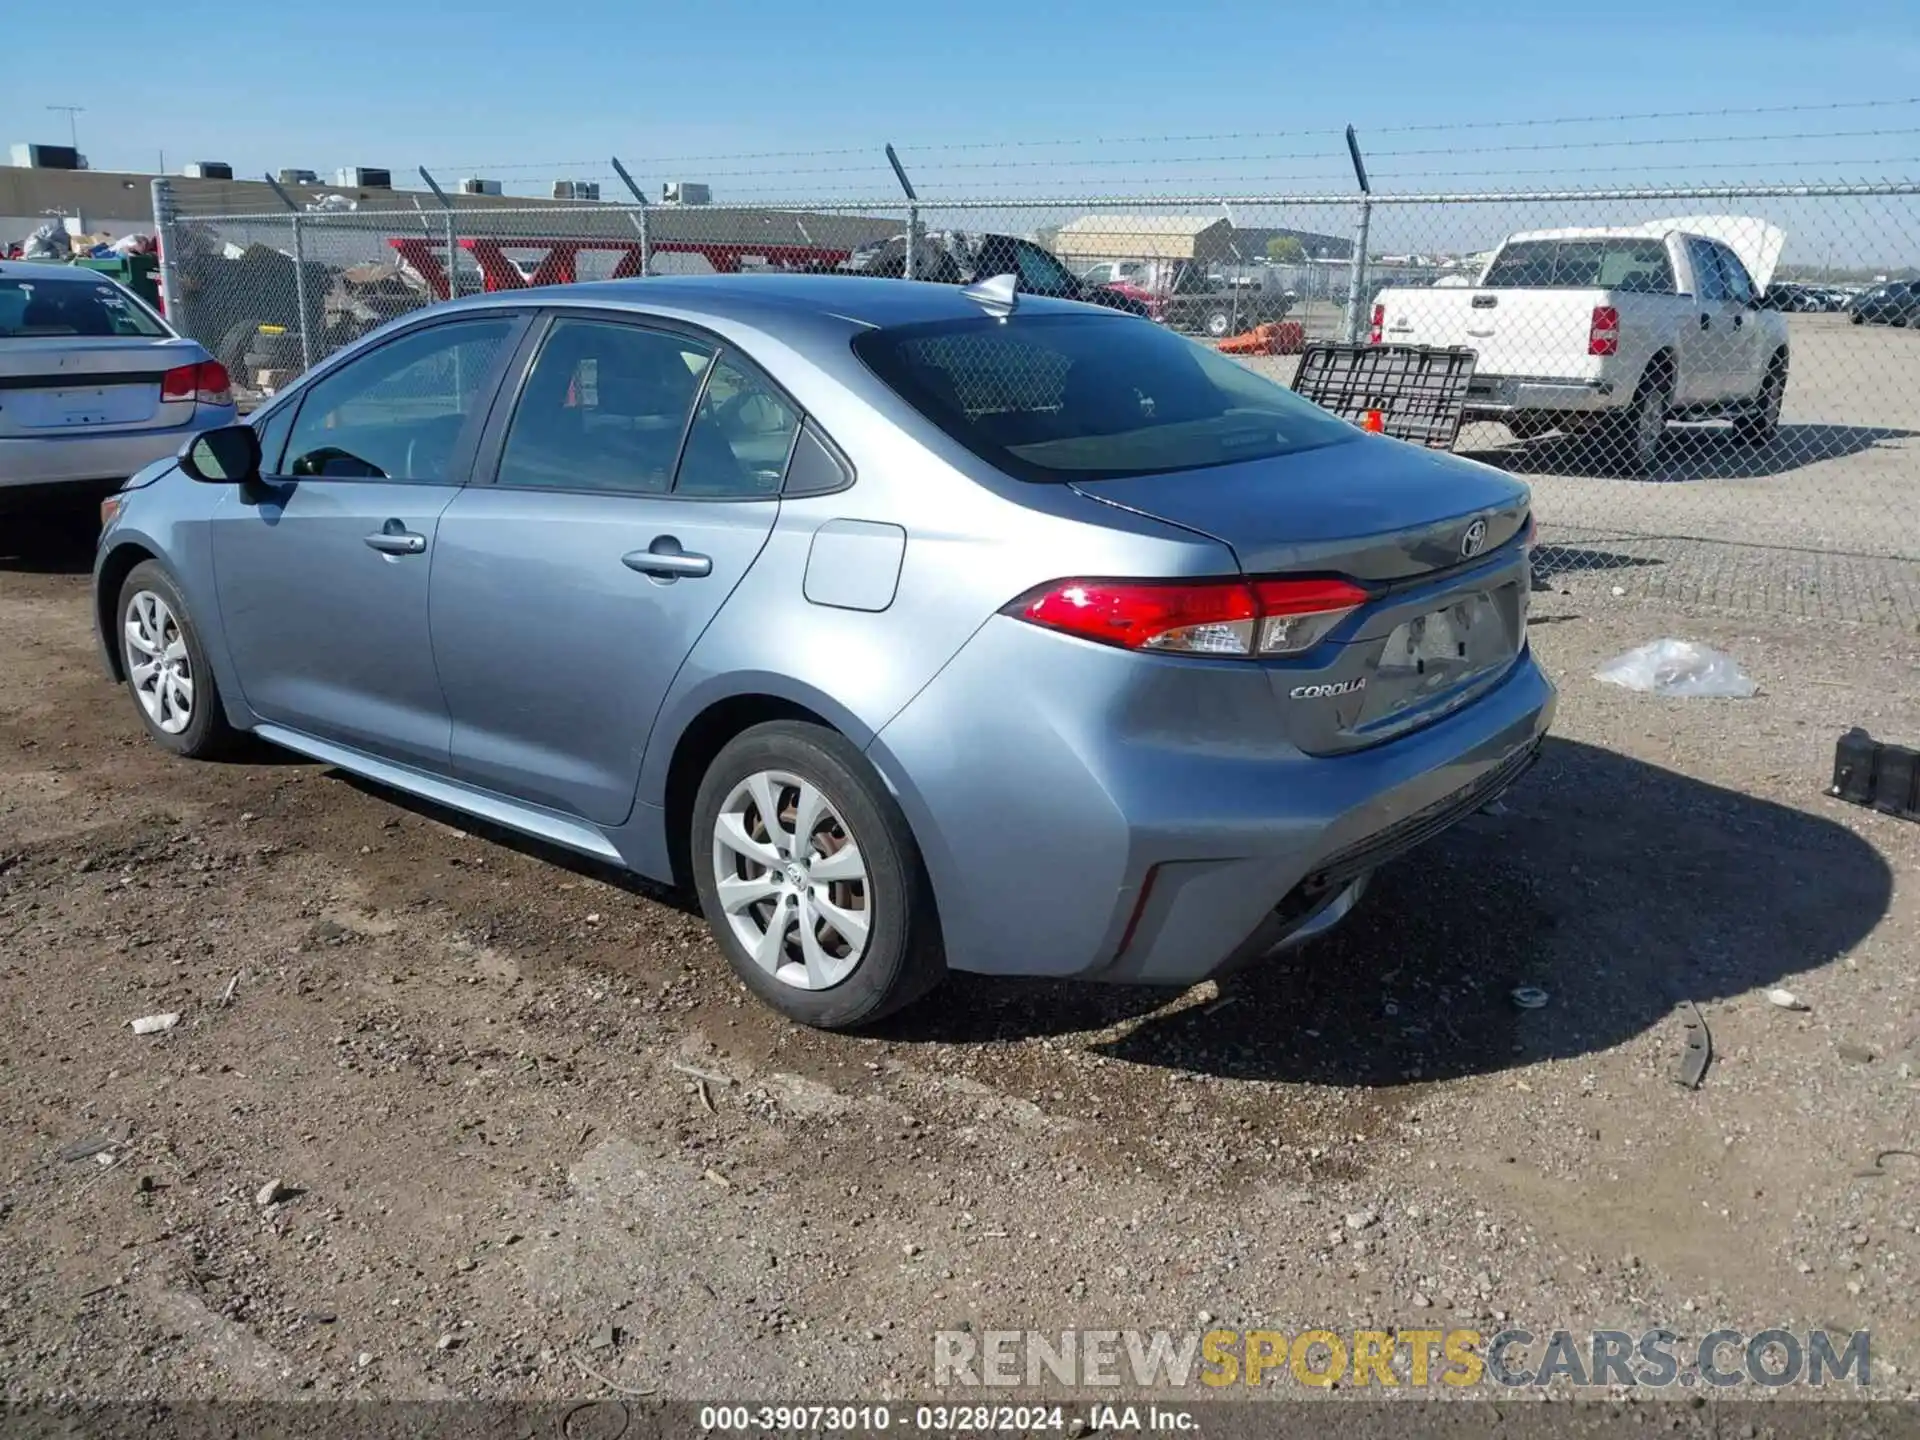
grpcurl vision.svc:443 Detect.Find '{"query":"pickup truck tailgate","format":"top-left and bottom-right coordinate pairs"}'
top-left (1377, 286), bottom-right (1609, 381)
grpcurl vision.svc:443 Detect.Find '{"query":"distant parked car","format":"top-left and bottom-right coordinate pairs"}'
top-left (1, 262), bottom-right (235, 514)
top-left (1848, 282), bottom-right (1920, 326)
top-left (93, 274), bottom-right (1552, 1029)
top-left (1760, 281), bottom-right (1839, 313)
top-left (1080, 260), bottom-right (1150, 288)
top-left (844, 231), bottom-right (1153, 318)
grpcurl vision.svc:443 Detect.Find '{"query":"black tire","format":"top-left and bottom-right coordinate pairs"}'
top-left (690, 721), bottom-right (944, 1030)
top-left (1735, 352), bottom-right (1788, 444)
top-left (1204, 309), bottom-right (1233, 339)
top-left (1599, 362), bottom-right (1672, 475)
top-left (215, 319), bottom-right (266, 379)
top-left (115, 560), bottom-right (241, 760)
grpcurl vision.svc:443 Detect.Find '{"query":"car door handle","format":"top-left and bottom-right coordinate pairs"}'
top-left (364, 527), bottom-right (427, 556)
top-left (1699, 313), bottom-right (1711, 330)
top-left (622, 539), bottom-right (712, 580)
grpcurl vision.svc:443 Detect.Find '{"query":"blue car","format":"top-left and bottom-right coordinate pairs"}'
top-left (93, 274), bottom-right (1553, 1029)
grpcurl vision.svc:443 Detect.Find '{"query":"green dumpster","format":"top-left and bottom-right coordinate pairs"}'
top-left (72, 254), bottom-right (162, 311)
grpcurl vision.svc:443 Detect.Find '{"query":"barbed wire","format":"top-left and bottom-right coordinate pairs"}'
top-left (420, 96), bottom-right (1920, 175)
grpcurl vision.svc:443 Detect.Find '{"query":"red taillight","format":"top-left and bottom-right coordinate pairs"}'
top-left (160, 359), bottom-right (232, 408)
top-left (1588, 305), bottom-right (1620, 356)
top-left (1369, 303), bottom-right (1384, 345)
top-left (1006, 576), bottom-right (1371, 658)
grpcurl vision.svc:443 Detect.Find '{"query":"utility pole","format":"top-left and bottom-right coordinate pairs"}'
top-left (47, 105), bottom-right (84, 153)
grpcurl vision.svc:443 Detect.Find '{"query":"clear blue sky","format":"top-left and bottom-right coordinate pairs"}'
top-left (4, 0), bottom-right (1918, 196)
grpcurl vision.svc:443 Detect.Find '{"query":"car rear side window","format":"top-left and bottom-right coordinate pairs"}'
top-left (1481, 240), bottom-right (1675, 294)
top-left (495, 319), bottom-right (715, 495)
top-left (0, 277), bottom-right (168, 338)
top-left (283, 318), bottom-right (514, 482)
top-left (852, 312), bottom-right (1355, 483)
top-left (673, 352), bottom-right (801, 498)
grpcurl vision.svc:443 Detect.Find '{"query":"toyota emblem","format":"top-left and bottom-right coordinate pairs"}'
top-left (1460, 519), bottom-right (1489, 558)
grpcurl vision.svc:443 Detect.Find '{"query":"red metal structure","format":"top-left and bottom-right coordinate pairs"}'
top-left (387, 236), bottom-right (853, 299)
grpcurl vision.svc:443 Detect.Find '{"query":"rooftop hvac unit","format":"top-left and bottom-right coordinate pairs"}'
top-left (9, 143), bottom-right (86, 170)
top-left (662, 181), bottom-right (711, 206)
top-left (552, 180), bottom-right (601, 201)
top-left (460, 178), bottom-right (503, 196)
top-left (335, 167), bottom-right (392, 189)
top-left (277, 168), bottom-right (319, 185)
top-left (181, 161), bottom-right (233, 180)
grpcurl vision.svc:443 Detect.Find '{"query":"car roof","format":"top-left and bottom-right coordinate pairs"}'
top-left (454, 273), bottom-right (1101, 330)
top-left (0, 262), bottom-right (121, 285)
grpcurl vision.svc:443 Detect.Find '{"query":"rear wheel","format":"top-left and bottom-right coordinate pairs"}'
top-left (1204, 309), bottom-right (1233, 339)
top-left (1601, 364), bottom-right (1672, 474)
top-left (1735, 352), bottom-right (1788, 444)
top-left (691, 721), bottom-right (944, 1030)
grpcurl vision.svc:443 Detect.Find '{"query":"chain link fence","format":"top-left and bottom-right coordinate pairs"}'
top-left (151, 176), bottom-right (1920, 625)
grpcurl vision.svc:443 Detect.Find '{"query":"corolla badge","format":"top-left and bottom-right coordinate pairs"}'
top-left (1290, 678), bottom-right (1367, 699)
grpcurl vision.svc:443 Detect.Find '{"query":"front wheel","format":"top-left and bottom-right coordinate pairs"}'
top-left (116, 560), bottom-right (240, 759)
top-left (1204, 309), bottom-right (1233, 338)
top-left (691, 721), bottom-right (944, 1030)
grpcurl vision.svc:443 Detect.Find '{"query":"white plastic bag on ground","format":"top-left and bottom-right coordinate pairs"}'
top-left (1595, 639), bottom-right (1757, 698)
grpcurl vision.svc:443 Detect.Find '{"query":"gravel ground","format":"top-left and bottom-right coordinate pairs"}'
top-left (1, 526), bottom-right (1917, 1407)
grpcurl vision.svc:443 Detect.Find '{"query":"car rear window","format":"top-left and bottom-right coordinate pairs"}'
top-left (851, 312), bottom-right (1356, 483)
top-left (1481, 239), bottom-right (1675, 294)
top-left (0, 276), bottom-right (168, 338)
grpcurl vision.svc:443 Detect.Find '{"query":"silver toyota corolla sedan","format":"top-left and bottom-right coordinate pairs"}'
top-left (93, 274), bottom-right (1554, 1028)
top-left (1, 262), bottom-right (235, 512)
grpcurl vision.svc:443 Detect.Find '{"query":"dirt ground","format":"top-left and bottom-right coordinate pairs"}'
top-left (1, 520), bottom-right (1917, 1406)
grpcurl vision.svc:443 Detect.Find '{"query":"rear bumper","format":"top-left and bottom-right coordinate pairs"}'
top-left (0, 406), bottom-right (234, 493)
top-left (868, 615), bottom-right (1557, 986)
top-left (1464, 374), bottom-right (1615, 417)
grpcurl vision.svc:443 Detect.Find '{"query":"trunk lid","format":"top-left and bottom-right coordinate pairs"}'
top-left (0, 336), bottom-right (204, 438)
top-left (1071, 438), bottom-right (1534, 754)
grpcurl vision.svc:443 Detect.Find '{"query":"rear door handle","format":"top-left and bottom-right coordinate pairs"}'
top-left (364, 522), bottom-right (427, 556)
top-left (1699, 313), bottom-right (1712, 330)
top-left (623, 537), bottom-right (712, 580)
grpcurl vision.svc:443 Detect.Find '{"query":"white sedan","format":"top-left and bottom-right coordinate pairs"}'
top-left (1, 262), bottom-right (236, 514)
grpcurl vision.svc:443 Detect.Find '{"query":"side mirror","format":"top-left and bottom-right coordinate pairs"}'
top-left (178, 424), bottom-right (262, 485)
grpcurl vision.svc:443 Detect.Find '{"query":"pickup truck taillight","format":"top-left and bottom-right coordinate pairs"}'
top-left (1369, 303), bottom-right (1384, 345)
top-left (1588, 305), bottom-right (1620, 356)
top-left (160, 360), bottom-right (233, 408)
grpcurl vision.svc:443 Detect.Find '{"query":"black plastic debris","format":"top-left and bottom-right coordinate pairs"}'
top-left (1829, 728), bottom-right (1920, 821)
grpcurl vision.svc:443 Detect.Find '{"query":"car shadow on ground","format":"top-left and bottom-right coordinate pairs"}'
top-left (1462, 423), bottom-right (1915, 482)
top-left (327, 772), bottom-right (701, 915)
top-left (0, 508), bottom-right (99, 576)
top-left (885, 736), bottom-right (1892, 1086)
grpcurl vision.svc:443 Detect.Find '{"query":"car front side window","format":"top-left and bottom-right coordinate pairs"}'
top-left (282, 319), bottom-right (515, 482)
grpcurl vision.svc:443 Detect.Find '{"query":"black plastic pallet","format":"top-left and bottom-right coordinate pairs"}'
top-left (1292, 342), bottom-right (1478, 450)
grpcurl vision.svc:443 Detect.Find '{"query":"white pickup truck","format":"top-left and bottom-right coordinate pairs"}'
top-left (1370, 216), bottom-right (1790, 471)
